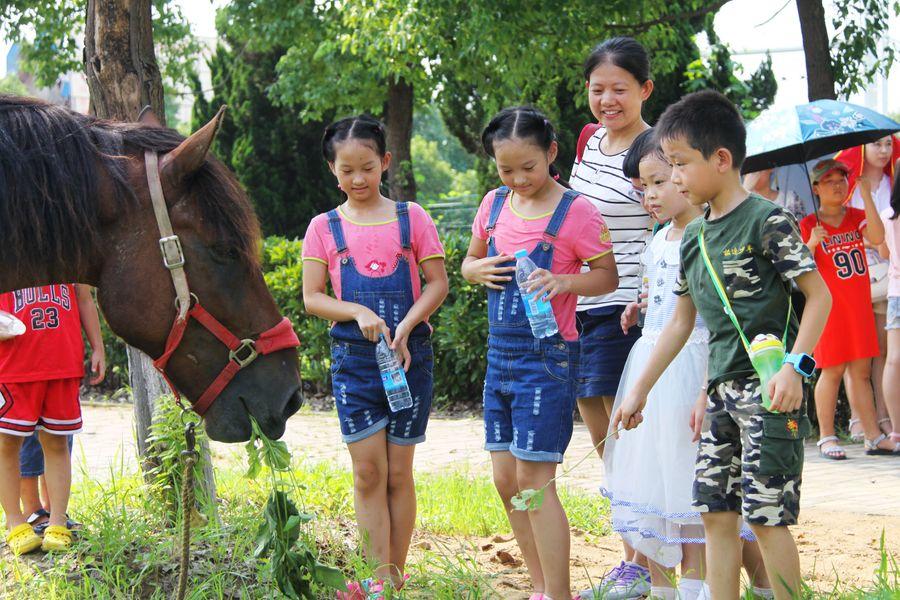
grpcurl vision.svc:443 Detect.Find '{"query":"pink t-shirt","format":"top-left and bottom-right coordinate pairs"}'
top-left (472, 189), bottom-right (613, 340)
top-left (881, 207), bottom-right (900, 298)
top-left (302, 202), bottom-right (445, 301)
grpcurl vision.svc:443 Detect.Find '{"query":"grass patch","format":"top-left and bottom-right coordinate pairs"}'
top-left (0, 460), bottom-right (895, 599)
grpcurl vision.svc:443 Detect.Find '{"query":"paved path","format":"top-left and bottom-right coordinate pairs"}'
top-left (76, 404), bottom-right (899, 516)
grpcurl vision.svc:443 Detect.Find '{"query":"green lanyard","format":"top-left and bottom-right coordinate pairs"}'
top-left (697, 223), bottom-right (791, 354)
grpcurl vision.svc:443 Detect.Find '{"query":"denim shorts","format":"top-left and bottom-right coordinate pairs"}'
top-left (887, 297), bottom-right (900, 330)
top-left (19, 433), bottom-right (74, 478)
top-left (331, 337), bottom-right (433, 445)
top-left (576, 306), bottom-right (641, 398)
top-left (482, 334), bottom-right (580, 463)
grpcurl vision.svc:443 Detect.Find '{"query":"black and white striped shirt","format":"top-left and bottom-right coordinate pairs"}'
top-left (570, 130), bottom-right (651, 310)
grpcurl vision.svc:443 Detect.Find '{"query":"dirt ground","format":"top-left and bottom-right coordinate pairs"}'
top-left (406, 509), bottom-right (899, 598)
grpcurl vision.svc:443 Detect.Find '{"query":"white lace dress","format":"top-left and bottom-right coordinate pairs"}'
top-left (602, 225), bottom-right (708, 567)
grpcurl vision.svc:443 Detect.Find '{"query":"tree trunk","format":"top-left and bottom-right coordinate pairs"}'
top-left (795, 0), bottom-right (837, 100)
top-left (84, 0), bottom-right (217, 517)
top-left (384, 77), bottom-right (417, 202)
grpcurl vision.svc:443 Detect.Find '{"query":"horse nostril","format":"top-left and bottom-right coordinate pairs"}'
top-left (283, 388), bottom-right (303, 418)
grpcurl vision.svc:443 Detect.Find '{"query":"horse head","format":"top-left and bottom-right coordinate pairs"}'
top-left (93, 107), bottom-right (303, 442)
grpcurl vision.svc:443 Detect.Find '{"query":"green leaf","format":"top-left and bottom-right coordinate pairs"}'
top-left (511, 488), bottom-right (545, 512)
top-left (313, 562), bottom-right (347, 590)
top-left (245, 439), bottom-right (262, 479)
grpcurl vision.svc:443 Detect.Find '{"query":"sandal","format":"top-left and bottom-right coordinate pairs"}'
top-left (864, 433), bottom-right (900, 456)
top-left (5, 523), bottom-right (42, 556)
top-left (848, 418), bottom-right (864, 443)
top-left (30, 512), bottom-right (80, 536)
top-left (40, 525), bottom-right (73, 552)
top-left (817, 436), bottom-right (847, 460)
top-left (878, 417), bottom-right (893, 436)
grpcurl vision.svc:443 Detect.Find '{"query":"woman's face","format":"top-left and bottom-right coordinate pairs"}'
top-left (865, 136), bottom-right (894, 170)
top-left (586, 61), bottom-right (653, 132)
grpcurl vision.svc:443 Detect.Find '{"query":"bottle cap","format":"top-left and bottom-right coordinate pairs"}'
top-left (514, 249), bottom-right (528, 259)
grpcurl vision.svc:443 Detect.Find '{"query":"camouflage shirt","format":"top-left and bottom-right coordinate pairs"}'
top-left (676, 195), bottom-right (817, 389)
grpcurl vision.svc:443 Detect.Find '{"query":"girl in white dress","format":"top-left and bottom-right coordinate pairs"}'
top-left (603, 139), bottom-right (707, 600)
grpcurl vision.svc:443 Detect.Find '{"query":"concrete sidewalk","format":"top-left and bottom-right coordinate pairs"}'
top-left (75, 404), bottom-right (900, 516)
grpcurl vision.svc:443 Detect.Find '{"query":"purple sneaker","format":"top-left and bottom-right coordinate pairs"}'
top-left (579, 561), bottom-right (650, 600)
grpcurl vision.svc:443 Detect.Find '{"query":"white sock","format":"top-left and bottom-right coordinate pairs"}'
top-left (649, 586), bottom-right (679, 600)
top-left (753, 586), bottom-right (775, 599)
top-left (677, 577), bottom-right (704, 600)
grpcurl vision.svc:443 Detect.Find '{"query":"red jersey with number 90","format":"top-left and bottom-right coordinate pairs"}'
top-left (0, 285), bottom-right (85, 383)
top-left (799, 208), bottom-right (879, 368)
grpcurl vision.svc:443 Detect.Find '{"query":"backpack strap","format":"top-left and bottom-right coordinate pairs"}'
top-left (575, 123), bottom-right (602, 164)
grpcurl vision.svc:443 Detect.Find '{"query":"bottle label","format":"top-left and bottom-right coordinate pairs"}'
top-left (522, 291), bottom-right (551, 318)
top-left (381, 368), bottom-right (408, 393)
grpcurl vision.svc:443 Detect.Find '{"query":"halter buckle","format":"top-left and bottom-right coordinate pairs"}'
top-left (229, 339), bottom-right (258, 368)
top-left (159, 235), bottom-right (186, 270)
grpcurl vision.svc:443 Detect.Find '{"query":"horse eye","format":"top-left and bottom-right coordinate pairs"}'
top-left (210, 244), bottom-right (239, 263)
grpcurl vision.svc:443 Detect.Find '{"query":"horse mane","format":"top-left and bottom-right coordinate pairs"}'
top-left (0, 94), bottom-right (261, 282)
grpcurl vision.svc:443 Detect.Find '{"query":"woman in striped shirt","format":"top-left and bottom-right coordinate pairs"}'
top-left (570, 36), bottom-right (655, 599)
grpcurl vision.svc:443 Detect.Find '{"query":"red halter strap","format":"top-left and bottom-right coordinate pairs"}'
top-left (152, 301), bottom-right (300, 416)
top-left (143, 149), bottom-right (300, 416)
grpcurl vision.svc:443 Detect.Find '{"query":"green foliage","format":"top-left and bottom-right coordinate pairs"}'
top-left (144, 398), bottom-right (215, 522)
top-left (412, 136), bottom-right (458, 200)
top-left (831, 0), bottom-right (899, 97)
top-left (0, 74), bottom-right (28, 95)
top-left (192, 33), bottom-right (337, 239)
top-left (0, 0), bottom-right (200, 90)
top-left (684, 30), bottom-right (777, 119)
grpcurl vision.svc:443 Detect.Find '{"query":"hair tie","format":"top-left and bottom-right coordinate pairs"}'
top-left (553, 173), bottom-right (560, 181)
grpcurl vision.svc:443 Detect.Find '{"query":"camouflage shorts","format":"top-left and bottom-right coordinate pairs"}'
top-left (692, 377), bottom-right (811, 526)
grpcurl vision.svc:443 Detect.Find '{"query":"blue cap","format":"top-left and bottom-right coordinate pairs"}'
top-left (514, 249), bottom-right (528, 259)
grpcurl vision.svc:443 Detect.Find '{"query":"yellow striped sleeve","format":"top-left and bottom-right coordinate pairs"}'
top-left (583, 249), bottom-right (613, 263)
top-left (301, 257), bottom-right (328, 266)
top-left (418, 253), bottom-right (445, 264)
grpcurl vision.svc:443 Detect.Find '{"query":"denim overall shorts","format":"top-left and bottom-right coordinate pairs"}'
top-left (482, 187), bottom-right (580, 463)
top-left (328, 202), bottom-right (434, 445)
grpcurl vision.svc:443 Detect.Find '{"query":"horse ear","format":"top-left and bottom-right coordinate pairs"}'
top-left (137, 106), bottom-right (163, 127)
top-left (159, 105), bottom-right (227, 185)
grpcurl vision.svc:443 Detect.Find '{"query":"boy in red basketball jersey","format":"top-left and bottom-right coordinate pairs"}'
top-left (0, 284), bottom-right (105, 554)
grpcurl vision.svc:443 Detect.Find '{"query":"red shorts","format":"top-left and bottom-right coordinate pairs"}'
top-left (0, 378), bottom-right (82, 436)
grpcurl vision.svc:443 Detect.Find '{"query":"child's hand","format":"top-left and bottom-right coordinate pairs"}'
top-left (391, 320), bottom-right (413, 372)
top-left (610, 390), bottom-right (647, 436)
top-left (526, 269), bottom-right (570, 302)
top-left (767, 364), bottom-right (804, 413)
top-left (354, 306), bottom-right (391, 344)
top-left (90, 348), bottom-right (106, 385)
top-left (808, 225), bottom-right (827, 248)
top-left (690, 389), bottom-right (706, 442)
top-left (463, 255), bottom-right (516, 290)
top-left (621, 302), bottom-right (640, 334)
top-left (859, 175), bottom-right (872, 199)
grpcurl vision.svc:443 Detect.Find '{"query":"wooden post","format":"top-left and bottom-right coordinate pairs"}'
top-left (84, 0), bottom-right (217, 519)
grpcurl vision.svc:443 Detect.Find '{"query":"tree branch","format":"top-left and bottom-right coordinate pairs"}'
top-left (607, 0), bottom-right (733, 33)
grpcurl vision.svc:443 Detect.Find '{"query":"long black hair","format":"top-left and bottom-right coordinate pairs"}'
top-left (583, 36), bottom-right (651, 84)
top-left (322, 115), bottom-right (387, 163)
top-left (890, 169), bottom-right (900, 220)
top-left (481, 106), bottom-right (569, 187)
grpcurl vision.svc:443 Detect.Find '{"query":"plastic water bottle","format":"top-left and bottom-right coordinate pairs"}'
top-left (514, 249), bottom-right (558, 339)
top-left (748, 333), bottom-right (786, 412)
top-left (376, 334), bottom-right (413, 412)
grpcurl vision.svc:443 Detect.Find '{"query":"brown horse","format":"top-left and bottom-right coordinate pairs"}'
top-left (0, 95), bottom-right (302, 442)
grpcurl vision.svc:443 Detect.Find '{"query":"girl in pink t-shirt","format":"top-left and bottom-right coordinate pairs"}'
top-left (462, 107), bottom-right (617, 600)
top-left (301, 115), bottom-right (449, 595)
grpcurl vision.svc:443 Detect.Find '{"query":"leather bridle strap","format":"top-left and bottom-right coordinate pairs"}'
top-left (145, 151), bottom-right (192, 320)
top-left (144, 150), bottom-right (300, 416)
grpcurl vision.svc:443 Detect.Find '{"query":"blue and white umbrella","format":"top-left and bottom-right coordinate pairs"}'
top-left (743, 99), bottom-right (900, 174)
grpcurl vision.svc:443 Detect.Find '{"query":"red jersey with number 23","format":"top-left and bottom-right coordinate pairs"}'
top-left (0, 285), bottom-right (85, 383)
top-left (799, 208), bottom-right (879, 368)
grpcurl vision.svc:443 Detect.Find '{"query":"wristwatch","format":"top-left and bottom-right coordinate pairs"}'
top-left (783, 353), bottom-right (816, 378)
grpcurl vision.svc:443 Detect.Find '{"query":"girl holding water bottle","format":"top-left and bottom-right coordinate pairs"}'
top-left (462, 107), bottom-right (618, 600)
top-left (302, 115), bottom-right (448, 595)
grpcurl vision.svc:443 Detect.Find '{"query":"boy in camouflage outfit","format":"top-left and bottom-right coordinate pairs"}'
top-left (613, 91), bottom-right (832, 600)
